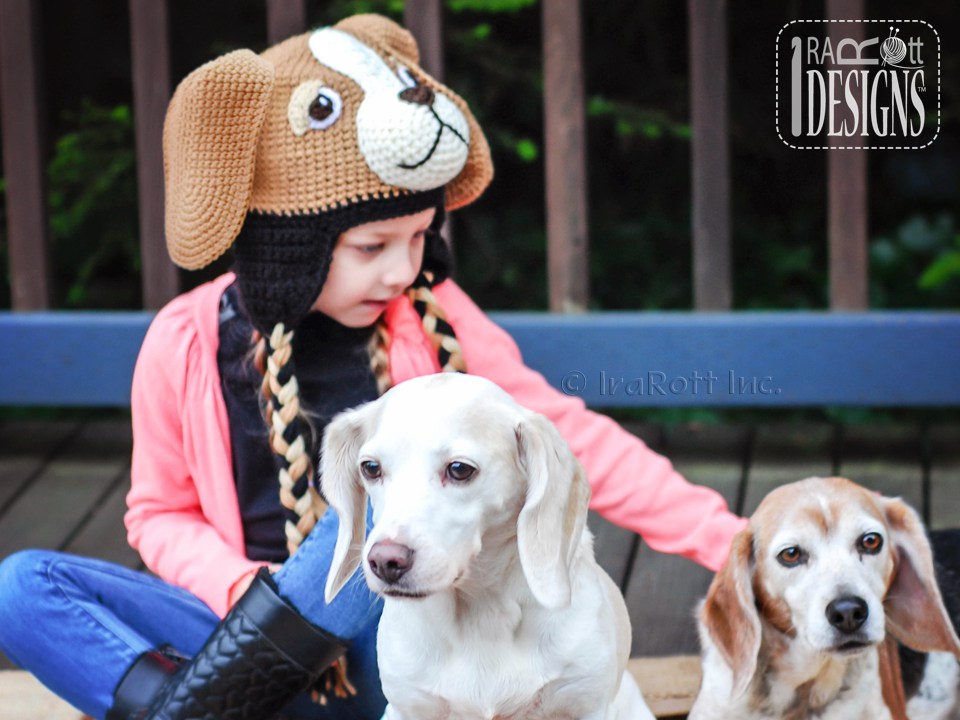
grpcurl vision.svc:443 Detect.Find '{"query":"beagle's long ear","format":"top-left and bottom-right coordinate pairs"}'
top-left (701, 529), bottom-right (761, 699)
top-left (321, 401), bottom-right (378, 603)
top-left (515, 412), bottom-right (591, 610)
top-left (163, 49), bottom-right (274, 270)
top-left (882, 497), bottom-right (960, 659)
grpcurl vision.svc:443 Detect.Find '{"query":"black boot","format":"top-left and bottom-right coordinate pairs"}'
top-left (108, 568), bottom-right (347, 720)
top-left (106, 647), bottom-right (186, 720)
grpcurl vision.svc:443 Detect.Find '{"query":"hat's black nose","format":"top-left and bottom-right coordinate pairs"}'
top-left (399, 85), bottom-right (435, 107)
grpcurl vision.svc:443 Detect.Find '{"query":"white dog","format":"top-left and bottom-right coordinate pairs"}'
top-left (690, 476), bottom-right (960, 720)
top-left (321, 373), bottom-right (652, 720)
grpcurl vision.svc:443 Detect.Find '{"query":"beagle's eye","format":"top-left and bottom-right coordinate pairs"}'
top-left (776, 546), bottom-right (807, 568)
top-left (308, 88), bottom-right (343, 130)
top-left (445, 461), bottom-right (477, 484)
top-left (858, 532), bottom-right (883, 554)
top-left (359, 459), bottom-right (382, 481)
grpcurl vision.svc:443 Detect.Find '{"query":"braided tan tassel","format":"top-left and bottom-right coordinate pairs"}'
top-left (368, 322), bottom-right (393, 395)
top-left (262, 322), bottom-right (328, 555)
top-left (311, 657), bottom-right (358, 705)
top-left (407, 283), bottom-right (467, 374)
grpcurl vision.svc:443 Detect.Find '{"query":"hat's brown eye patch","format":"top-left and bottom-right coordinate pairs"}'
top-left (288, 81), bottom-right (343, 136)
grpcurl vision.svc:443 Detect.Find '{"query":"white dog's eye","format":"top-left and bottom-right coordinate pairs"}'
top-left (397, 65), bottom-right (418, 89)
top-left (445, 461), bottom-right (477, 484)
top-left (858, 532), bottom-right (883, 554)
top-left (307, 87), bottom-right (343, 131)
top-left (776, 546), bottom-right (808, 568)
top-left (360, 459), bottom-right (382, 481)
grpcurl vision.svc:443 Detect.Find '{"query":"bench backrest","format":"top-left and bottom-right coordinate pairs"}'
top-left (2, 310), bottom-right (957, 408)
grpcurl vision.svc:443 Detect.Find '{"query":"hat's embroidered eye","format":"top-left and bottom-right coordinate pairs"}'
top-left (397, 65), bottom-right (418, 89)
top-left (308, 88), bottom-right (342, 131)
top-left (288, 81), bottom-right (343, 136)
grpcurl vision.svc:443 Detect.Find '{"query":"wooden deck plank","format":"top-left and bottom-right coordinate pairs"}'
top-left (742, 424), bottom-right (836, 515)
top-left (62, 470), bottom-right (140, 569)
top-left (836, 425), bottom-right (924, 512)
top-left (588, 421), bottom-right (663, 590)
top-left (623, 424), bottom-right (748, 657)
top-left (0, 421), bottom-right (80, 510)
top-left (0, 657), bottom-right (701, 720)
top-left (0, 671), bottom-right (84, 720)
top-left (0, 420), bottom-right (131, 558)
top-left (929, 424), bottom-right (960, 530)
top-left (630, 655), bottom-right (699, 719)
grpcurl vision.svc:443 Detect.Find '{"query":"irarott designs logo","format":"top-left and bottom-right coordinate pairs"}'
top-left (776, 20), bottom-right (940, 149)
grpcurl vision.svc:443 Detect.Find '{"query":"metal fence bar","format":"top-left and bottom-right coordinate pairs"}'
top-left (404, 0), bottom-right (445, 81)
top-left (688, 0), bottom-right (732, 310)
top-left (543, 0), bottom-right (589, 313)
top-left (0, 0), bottom-right (51, 309)
top-left (129, 0), bottom-right (177, 309)
top-left (827, 0), bottom-right (868, 310)
top-left (266, 0), bottom-right (307, 45)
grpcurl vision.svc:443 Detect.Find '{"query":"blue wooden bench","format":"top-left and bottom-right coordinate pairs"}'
top-left (1, 310), bottom-right (958, 408)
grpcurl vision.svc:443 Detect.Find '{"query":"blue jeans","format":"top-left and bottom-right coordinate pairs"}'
top-left (0, 548), bottom-right (384, 719)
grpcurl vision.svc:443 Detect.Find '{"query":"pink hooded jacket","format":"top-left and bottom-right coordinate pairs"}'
top-left (127, 273), bottom-right (746, 616)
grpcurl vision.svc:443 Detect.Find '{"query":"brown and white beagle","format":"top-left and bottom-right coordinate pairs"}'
top-left (690, 476), bottom-right (960, 720)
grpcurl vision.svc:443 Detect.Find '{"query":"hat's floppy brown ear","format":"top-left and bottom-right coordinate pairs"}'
top-left (163, 49), bottom-right (275, 269)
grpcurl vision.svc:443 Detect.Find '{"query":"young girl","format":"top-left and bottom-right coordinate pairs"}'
top-left (0, 14), bottom-right (745, 720)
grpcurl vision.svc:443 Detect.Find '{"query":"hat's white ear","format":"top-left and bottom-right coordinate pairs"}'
top-left (321, 400), bottom-right (379, 602)
top-left (514, 412), bottom-right (590, 609)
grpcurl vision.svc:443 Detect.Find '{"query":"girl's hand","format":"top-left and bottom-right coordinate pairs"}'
top-left (227, 564), bottom-right (282, 607)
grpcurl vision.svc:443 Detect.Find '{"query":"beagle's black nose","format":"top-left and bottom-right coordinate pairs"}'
top-left (826, 596), bottom-right (869, 633)
top-left (368, 541), bottom-right (414, 584)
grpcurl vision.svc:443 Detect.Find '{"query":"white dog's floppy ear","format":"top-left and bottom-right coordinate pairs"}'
top-left (882, 497), bottom-right (960, 659)
top-left (515, 412), bottom-right (591, 609)
top-left (700, 529), bottom-right (761, 699)
top-left (321, 401), bottom-right (378, 603)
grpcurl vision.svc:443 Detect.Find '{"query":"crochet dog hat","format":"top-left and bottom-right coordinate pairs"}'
top-left (163, 13), bottom-right (493, 332)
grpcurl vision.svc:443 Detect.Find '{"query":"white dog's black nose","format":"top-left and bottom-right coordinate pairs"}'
top-left (826, 596), bottom-right (869, 633)
top-left (368, 540), bottom-right (414, 584)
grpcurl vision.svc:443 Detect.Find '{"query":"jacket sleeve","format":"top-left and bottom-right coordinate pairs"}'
top-left (125, 300), bottom-right (263, 617)
top-left (435, 281), bottom-right (747, 571)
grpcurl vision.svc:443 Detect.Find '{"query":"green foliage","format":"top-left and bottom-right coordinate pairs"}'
top-left (446, 0), bottom-right (537, 13)
top-left (46, 101), bottom-right (140, 308)
top-left (587, 96), bottom-right (690, 141)
top-left (919, 234), bottom-right (960, 291)
top-left (871, 214), bottom-right (960, 308)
